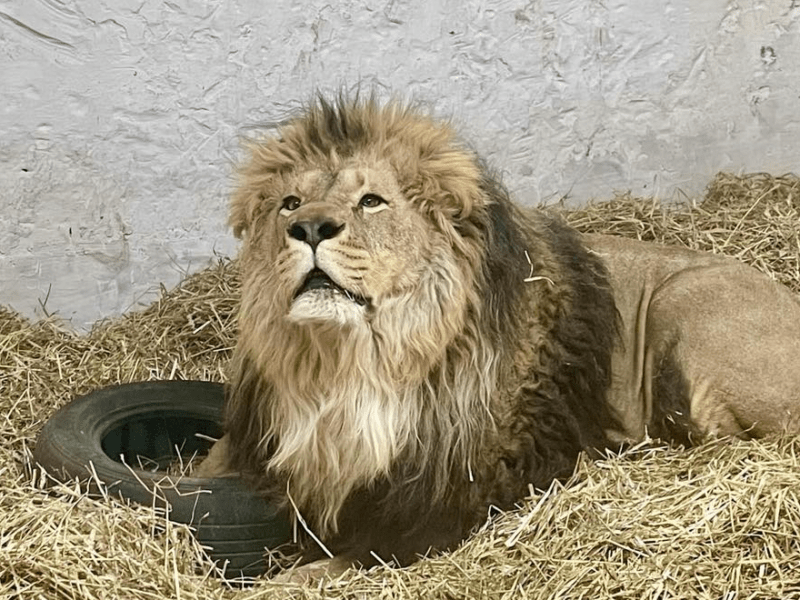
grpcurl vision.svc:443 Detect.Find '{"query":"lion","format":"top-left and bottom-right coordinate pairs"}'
top-left (198, 96), bottom-right (800, 579)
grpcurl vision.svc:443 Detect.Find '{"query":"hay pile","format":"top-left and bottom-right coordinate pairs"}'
top-left (2, 172), bottom-right (800, 599)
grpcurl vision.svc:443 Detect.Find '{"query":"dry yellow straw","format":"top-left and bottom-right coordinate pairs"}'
top-left (2, 172), bottom-right (800, 599)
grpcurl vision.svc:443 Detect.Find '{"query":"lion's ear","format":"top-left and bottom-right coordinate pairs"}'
top-left (230, 150), bottom-right (277, 239)
top-left (415, 148), bottom-right (486, 220)
top-left (229, 135), bottom-right (287, 240)
top-left (228, 190), bottom-right (256, 239)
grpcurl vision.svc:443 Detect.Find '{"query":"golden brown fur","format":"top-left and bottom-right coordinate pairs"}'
top-left (200, 95), bottom-right (800, 574)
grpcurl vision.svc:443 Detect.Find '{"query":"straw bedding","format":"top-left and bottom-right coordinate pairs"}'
top-left (2, 172), bottom-right (800, 599)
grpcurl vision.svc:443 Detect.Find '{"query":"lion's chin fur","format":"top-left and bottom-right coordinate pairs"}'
top-left (287, 290), bottom-right (366, 328)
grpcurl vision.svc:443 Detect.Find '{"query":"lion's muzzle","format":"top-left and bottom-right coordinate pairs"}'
top-left (295, 268), bottom-right (368, 307)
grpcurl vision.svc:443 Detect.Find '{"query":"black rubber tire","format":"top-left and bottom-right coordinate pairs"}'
top-left (32, 380), bottom-right (291, 579)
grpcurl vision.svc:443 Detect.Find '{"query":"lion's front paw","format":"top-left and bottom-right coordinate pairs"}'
top-left (194, 435), bottom-right (238, 478)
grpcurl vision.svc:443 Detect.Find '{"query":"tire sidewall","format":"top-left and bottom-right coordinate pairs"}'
top-left (33, 380), bottom-right (291, 575)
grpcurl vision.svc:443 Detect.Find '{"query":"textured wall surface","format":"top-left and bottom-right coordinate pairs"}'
top-left (1, 0), bottom-right (799, 329)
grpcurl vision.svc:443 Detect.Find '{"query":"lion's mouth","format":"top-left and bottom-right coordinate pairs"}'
top-left (295, 269), bottom-right (368, 306)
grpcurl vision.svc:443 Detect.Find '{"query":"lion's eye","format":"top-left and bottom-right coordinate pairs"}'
top-left (281, 195), bottom-right (302, 212)
top-left (359, 194), bottom-right (386, 209)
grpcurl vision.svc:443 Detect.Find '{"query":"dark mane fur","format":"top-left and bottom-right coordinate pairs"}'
top-left (542, 216), bottom-right (620, 450)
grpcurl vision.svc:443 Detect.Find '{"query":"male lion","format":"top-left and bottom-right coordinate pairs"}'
top-left (199, 96), bottom-right (800, 578)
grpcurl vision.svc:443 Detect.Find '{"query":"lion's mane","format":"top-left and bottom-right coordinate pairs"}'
top-left (223, 96), bottom-right (620, 565)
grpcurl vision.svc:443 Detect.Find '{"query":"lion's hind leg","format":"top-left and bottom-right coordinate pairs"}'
top-left (645, 263), bottom-right (800, 442)
top-left (646, 342), bottom-right (702, 445)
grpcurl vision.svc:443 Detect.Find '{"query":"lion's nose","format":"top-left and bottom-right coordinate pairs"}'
top-left (287, 218), bottom-right (345, 251)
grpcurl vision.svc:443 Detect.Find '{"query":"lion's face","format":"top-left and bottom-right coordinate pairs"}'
top-left (230, 100), bottom-right (493, 385)
top-left (255, 158), bottom-right (442, 329)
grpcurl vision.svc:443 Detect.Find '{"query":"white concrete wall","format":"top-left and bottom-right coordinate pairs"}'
top-left (1, 0), bottom-right (798, 330)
